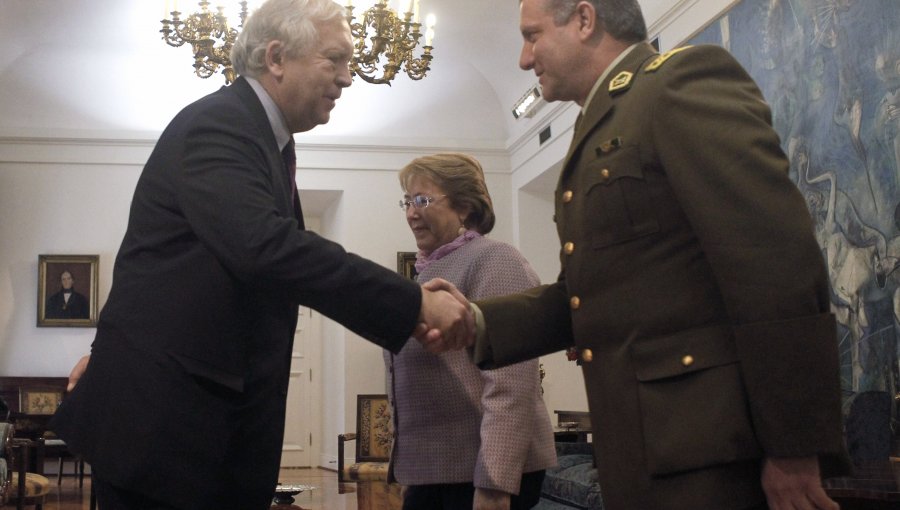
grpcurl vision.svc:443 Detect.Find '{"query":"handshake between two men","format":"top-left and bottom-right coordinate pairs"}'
top-left (414, 278), bottom-right (476, 353)
top-left (64, 278), bottom-right (475, 393)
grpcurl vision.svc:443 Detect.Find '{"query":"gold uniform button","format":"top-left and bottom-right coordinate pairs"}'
top-left (681, 355), bottom-right (694, 367)
top-left (581, 348), bottom-right (594, 363)
top-left (569, 296), bottom-right (581, 310)
top-left (562, 190), bottom-right (573, 203)
top-left (564, 242), bottom-right (575, 255)
top-left (600, 168), bottom-right (610, 180)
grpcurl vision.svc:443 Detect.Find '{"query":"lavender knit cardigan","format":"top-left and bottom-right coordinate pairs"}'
top-left (385, 236), bottom-right (557, 493)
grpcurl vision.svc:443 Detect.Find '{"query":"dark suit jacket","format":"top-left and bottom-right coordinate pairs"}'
top-left (473, 44), bottom-right (846, 509)
top-left (51, 77), bottom-right (421, 509)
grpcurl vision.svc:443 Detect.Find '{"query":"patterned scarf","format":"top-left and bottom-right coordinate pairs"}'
top-left (415, 230), bottom-right (482, 274)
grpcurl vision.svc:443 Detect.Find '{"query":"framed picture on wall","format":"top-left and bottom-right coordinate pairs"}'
top-left (37, 254), bottom-right (99, 327)
top-left (19, 387), bottom-right (64, 415)
top-left (396, 251), bottom-right (418, 280)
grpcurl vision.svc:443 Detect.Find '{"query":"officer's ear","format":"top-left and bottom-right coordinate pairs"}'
top-left (573, 1), bottom-right (598, 41)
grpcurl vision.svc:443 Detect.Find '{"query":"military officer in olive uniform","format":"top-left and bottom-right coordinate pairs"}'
top-left (437, 1), bottom-right (849, 509)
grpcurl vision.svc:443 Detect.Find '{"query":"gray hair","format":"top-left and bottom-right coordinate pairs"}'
top-left (399, 153), bottom-right (496, 235)
top-left (541, 0), bottom-right (647, 43)
top-left (231, 0), bottom-right (347, 79)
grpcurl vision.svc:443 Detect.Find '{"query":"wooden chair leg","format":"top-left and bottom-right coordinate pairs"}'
top-left (17, 446), bottom-right (25, 510)
top-left (57, 456), bottom-right (64, 485)
top-left (89, 472), bottom-right (97, 510)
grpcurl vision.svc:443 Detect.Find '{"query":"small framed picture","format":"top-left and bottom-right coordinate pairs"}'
top-left (20, 388), bottom-right (64, 415)
top-left (37, 254), bottom-right (99, 327)
top-left (396, 251), bottom-right (418, 280)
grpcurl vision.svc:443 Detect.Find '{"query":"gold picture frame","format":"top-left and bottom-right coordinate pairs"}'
top-left (37, 254), bottom-right (99, 327)
top-left (19, 388), bottom-right (64, 415)
top-left (396, 251), bottom-right (418, 280)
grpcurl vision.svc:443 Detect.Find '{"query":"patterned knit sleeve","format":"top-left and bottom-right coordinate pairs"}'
top-left (469, 241), bottom-right (551, 494)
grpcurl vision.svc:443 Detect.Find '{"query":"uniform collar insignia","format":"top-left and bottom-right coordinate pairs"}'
top-left (608, 71), bottom-right (633, 94)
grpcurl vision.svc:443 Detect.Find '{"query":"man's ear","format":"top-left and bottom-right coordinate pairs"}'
top-left (574, 1), bottom-right (598, 40)
top-left (265, 40), bottom-right (286, 77)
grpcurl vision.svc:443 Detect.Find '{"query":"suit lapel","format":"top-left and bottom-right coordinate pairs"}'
top-left (229, 77), bottom-right (305, 227)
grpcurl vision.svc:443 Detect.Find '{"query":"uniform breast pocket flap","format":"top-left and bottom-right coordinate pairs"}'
top-left (582, 148), bottom-right (660, 248)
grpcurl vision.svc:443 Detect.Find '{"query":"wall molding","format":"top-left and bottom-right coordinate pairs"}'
top-left (0, 135), bottom-right (511, 174)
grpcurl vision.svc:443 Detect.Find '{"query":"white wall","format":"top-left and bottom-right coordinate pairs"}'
top-left (647, 0), bottom-right (736, 50)
top-left (0, 140), bottom-right (150, 376)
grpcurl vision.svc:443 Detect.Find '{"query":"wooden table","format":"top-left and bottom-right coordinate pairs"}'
top-left (8, 412), bottom-right (54, 440)
top-left (824, 458), bottom-right (900, 509)
top-left (554, 428), bottom-right (592, 443)
top-left (554, 410), bottom-right (592, 443)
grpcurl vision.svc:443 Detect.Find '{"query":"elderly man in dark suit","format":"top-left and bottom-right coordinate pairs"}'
top-left (50, 1), bottom-right (471, 509)
top-left (427, 1), bottom-right (848, 509)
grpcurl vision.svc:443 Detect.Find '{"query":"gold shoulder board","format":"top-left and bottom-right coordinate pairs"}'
top-left (645, 45), bottom-right (693, 72)
top-left (608, 71), bottom-right (633, 93)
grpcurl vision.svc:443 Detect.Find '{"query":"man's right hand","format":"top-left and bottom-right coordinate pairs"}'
top-left (415, 278), bottom-right (475, 353)
top-left (761, 456), bottom-right (838, 510)
top-left (67, 355), bottom-right (91, 392)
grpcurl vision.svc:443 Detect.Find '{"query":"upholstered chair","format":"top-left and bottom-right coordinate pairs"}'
top-left (338, 394), bottom-right (393, 485)
top-left (0, 423), bottom-right (51, 510)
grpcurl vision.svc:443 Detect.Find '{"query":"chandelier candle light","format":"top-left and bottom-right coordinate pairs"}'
top-left (161, 0), bottom-right (248, 84)
top-left (345, 0), bottom-right (436, 85)
top-left (160, 0), bottom-right (434, 85)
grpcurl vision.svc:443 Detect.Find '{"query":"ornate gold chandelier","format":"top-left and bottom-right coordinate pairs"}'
top-left (345, 0), bottom-right (436, 85)
top-left (161, 1), bottom-right (248, 84)
top-left (160, 1), bottom-right (435, 86)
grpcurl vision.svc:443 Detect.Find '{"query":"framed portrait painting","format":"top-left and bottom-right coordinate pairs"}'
top-left (37, 254), bottom-right (99, 327)
top-left (396, 251), bottom-right (418, 280)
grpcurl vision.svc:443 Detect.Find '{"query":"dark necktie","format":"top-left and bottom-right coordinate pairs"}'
top-left (282, 138), bottom-right (297, 200)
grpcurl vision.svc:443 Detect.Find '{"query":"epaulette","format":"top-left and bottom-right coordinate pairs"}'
top-left (644, 46), bottom-right (693, 72)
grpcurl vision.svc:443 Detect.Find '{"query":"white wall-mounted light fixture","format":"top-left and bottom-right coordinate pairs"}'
top-left (512, 85), bottom-right (544, 119)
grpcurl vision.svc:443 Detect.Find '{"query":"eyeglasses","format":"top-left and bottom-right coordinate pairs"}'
top-left (398, 194), bottom-right (447, 211)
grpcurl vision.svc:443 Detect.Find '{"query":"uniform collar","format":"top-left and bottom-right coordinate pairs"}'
top-left (581, 43), bottom-right (642, 115)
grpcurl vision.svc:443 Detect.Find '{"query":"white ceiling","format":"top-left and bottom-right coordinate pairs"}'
top-left (0, 0), bottom-right (671, 146)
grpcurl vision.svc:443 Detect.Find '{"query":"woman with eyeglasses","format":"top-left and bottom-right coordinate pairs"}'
top-left (386, 153), bottom-right (556, 510)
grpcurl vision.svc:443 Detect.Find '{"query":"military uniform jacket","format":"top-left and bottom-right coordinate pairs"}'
top-left (474, 43), bottom-right (845, 509)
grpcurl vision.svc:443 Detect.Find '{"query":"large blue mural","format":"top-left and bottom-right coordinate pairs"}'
top-left (686, 0), bottom-right (900, 408)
